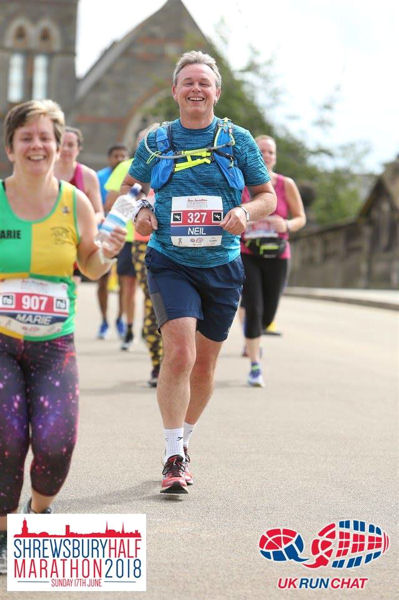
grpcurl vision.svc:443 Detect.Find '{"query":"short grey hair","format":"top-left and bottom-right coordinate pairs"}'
top-left (173, 50), bottom-right (222, 89)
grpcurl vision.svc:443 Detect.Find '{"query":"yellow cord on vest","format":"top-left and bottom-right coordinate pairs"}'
top-left (173, 149), bottom-right (212, 172)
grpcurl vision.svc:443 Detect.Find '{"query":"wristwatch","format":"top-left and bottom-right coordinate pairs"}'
top-left (238, 205), bottom-right (250, 222)
top-left (133, 198), bottom-right (155, 222)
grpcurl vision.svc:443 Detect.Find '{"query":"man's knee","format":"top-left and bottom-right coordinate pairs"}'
top-left (191, 356), bottom-right (215, 381)
top-left (164, 342), bottom-right (196, 375)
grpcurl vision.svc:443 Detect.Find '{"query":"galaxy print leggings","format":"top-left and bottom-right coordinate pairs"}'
top-left (0, 333), bottom-right (79, 515)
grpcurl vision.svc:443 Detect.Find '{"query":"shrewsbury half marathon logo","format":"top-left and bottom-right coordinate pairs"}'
top-left (7, 514), bottom-right (146, 592)
top-left (259, 520), bottom-right (389, 569)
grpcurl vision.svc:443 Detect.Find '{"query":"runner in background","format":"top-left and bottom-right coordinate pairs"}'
top-left (54, 126), bottom-right (103, 224)
top-left (131, 186), bottom-right (163, 386)
top-left (240, 135), bottom-right (306, 387)
top-left (105, 163), bottom-right (137, 351)
top-left (97, 145), bottom-right (129, 204)
top-left (105, 129), bottom-right (163, 380)
top-left (54, 126), bottom-right (104, 284)
top-left (0, 100), bottom-right (125, 575)
top-left (96, 144), bottom-right (129, 340)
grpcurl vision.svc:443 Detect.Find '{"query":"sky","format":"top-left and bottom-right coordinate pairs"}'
top-left (76, 0), bottom-right (399, 173)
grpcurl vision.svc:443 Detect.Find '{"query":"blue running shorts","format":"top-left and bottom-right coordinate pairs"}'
top-left (145, 247), bottom-right (245, 342)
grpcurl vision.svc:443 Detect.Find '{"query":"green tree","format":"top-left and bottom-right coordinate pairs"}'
top-left (304, 94), bottom-right (370, 224)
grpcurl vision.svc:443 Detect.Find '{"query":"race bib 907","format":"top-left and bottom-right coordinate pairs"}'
top-left (0, 278), bottom-right (69, 337)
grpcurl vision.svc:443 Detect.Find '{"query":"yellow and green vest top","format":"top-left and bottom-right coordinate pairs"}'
top-left (0, 180), bottom-right (79, 341)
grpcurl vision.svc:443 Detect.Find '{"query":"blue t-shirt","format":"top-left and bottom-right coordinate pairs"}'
top-left (97, 166), bottom-right (113, 205)
top-left (129, 117), bottom-right (270, 268)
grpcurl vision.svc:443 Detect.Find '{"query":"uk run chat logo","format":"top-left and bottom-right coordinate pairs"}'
top-left (259, 520), bottom-right (389, 569)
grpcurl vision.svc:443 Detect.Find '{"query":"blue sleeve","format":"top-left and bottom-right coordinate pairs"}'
top-left (96, 167), bottom-right (111, 204)
top-left (234, 127), bottom-right (270, 187)
top-left (128, 136), bottom-right (155, 183)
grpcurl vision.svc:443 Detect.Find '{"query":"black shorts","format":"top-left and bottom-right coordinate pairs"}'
top-left (116, 242), bottom-right (136, 277)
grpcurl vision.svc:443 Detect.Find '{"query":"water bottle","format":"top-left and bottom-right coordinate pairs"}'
top-left (96, 183), bottom-right (142, 246)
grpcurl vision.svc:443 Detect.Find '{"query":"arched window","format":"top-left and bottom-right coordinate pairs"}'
top-left (5, 20), bottom-right (32, 50)
top-left (32, 54), bottom-right (48, 99)
top-left (7, 53), bottom-right (25, 102)
top-left (38, 27), bottom-right (53, 52)
top-left (34, 20), bottom-right (61, 53)
top-left (5, 19), bottom-right (59, 103)
top-left (41, 28), bottom-right (50, 41)
top-left (15, 25), bottom-right (27, 43)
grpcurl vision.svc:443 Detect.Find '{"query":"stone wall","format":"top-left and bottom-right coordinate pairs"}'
top-left (289, 163), bottom-right (399, 289)
top-left (289, 222), bottom-right (366, 288)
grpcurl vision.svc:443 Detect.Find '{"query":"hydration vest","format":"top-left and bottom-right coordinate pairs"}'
top-left (149, 118), bottom-right (245, 192)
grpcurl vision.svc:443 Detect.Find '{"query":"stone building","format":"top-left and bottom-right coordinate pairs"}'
top-left (289, 159), bottom-right (399, 289)
top-left (0, 0), bottom-right (78, 174)
top-left (0, 0), bottom-right (207, 175)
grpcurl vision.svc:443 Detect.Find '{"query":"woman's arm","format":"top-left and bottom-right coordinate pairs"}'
top-left (284, 177), bottom-right (306, 233)
top-left (75, 189), bottom-right (125, 280)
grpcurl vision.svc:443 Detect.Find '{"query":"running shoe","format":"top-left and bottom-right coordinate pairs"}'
top-left (0, 531), bottom-right (7, 575)
top-left (115, 317), bottom-right (126, 339)
top-left (21, 498), bottom-right (53, 514)
top-left (183, 446), bottom-right (194, 485)
top-left (248, 363), bottom-right (265, 387)
top-left (97, 320), bottom-right (109, 340)
top-left (121, 330), bottom-right (134, 351)
top-left (148, 365), bottom-right (160, 387)
top-left (160, 455), bottom-right (188, 494)
top-left (263, 329), bottom-right (282, 336)
top-left (263, 320), bottom-right (282, 336)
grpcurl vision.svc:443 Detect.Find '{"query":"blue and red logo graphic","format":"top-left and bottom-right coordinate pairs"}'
top-left (259, 520), bottom-right (389, 569)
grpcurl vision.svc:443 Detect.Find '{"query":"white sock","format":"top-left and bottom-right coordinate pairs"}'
top-left (183, 421), bottom-right (196, 449)
top-left (164, 427), bottom-right (184, 461)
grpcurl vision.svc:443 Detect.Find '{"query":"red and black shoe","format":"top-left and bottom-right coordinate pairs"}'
top-left (160, 455), bottom-right (188, 494)
top-left (183, 447), bottom-right (194, 485)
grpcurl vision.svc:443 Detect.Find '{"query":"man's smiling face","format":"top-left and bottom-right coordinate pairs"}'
top-left (172, 63), bottom-right (221, 125)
